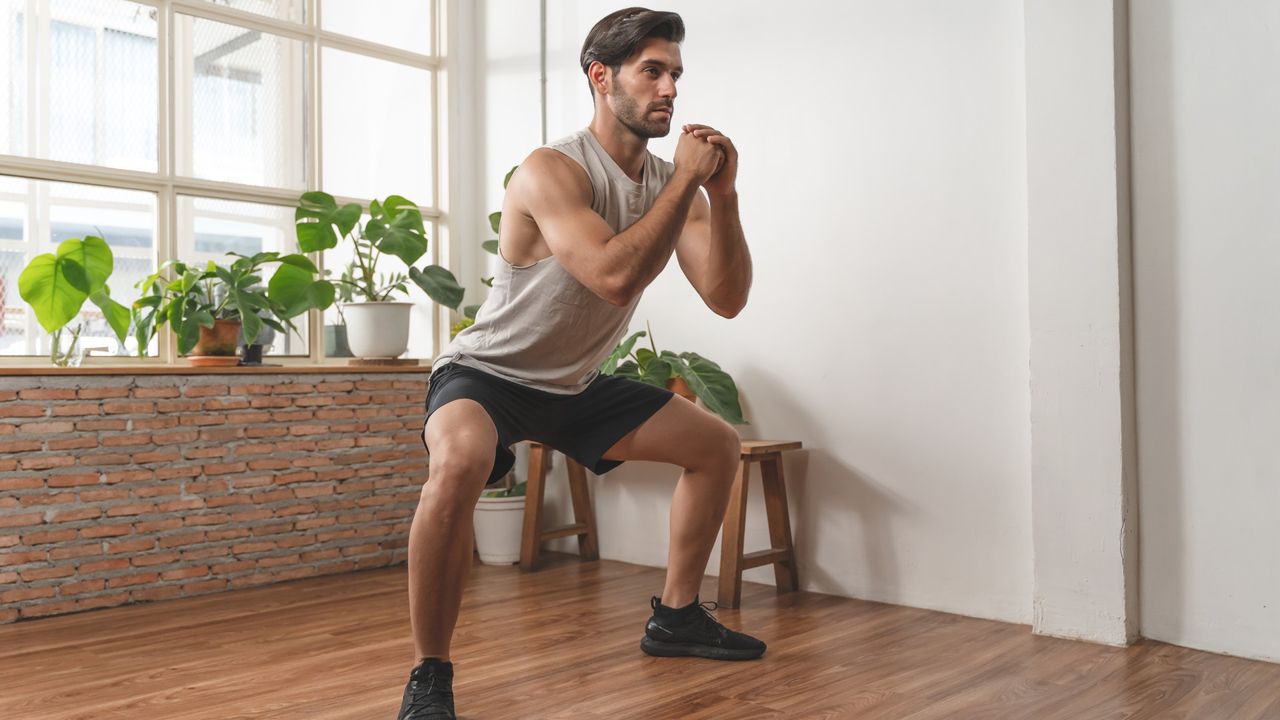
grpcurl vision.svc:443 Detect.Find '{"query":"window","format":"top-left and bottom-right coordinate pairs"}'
top-left (0, 0), bottom-right (444, 363)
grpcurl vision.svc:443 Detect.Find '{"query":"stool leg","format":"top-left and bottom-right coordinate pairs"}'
top-left (566, 459), bottom-right (599, 560)
top-left (717, 457), bottom-right (750, 608)
top-left (761, 453), bottom-right (799, 593)
top-left (520, 443), bottom-right (548, 571)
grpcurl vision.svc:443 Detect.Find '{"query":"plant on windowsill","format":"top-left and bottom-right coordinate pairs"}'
top-left (600, 323), bottom-right (747, 425)
top-left (131, 251), bottom-right (332, 366)
top-left (18, 235), bottom-right (131, 367)
top-left (294, 192), bottom-right (464, 359)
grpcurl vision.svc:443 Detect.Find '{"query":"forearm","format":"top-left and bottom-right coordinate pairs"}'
top-left (602, 172), bottom-right (702, 303)
top-left (704, 191), bottom-right (752, 316)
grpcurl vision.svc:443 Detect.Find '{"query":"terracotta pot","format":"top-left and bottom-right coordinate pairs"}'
top-left (666, 376), bottom-right (697, 403)
top-left (191, 319), bottom-right (242, 357)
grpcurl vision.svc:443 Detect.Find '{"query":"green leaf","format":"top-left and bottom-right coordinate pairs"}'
top-left (369, 195), bottom-right (428, 265)
top-left (56, 236), bottom-right (113, 295)
top-left (407, 265), bottom-right (464, 309)
top-left (488, 211), bottom-right (502, 235)
top-left (295, 191), bottom-right (361, 252)
top-left (639, 356), bottom-right (673, 388)
top-left (613, 360), bottom-right (642, 380)
top-left (463, 304), bottom-right (480, 320)
top-left (600, 331), bottom-right (646, 374)
top-left (481, 276), bottom-right (494, 288)
top-left (277, 253), bottom-right (318, 273)
top-left (481, 239), bottom-right (499, 255)
top-left (635, 347), bottom-right (656, 371)
top-left (503, 165), bottom-right (517, 189)
top-left (18, 253), bottom-right (89, 333)
top-left (90, 288), bottom-right (131, 344)
top-left (671, 353), bottom-right (746, 424)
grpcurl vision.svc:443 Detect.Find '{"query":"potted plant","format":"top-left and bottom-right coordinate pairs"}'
top-left (473, 478), bottom-right (527, 565)
top-left (294, 192), bottom-right (464, 359)
top-left (600, 324), bottom-right (747, 425)
top-left (132, 251), bottom-right (331, 366)
top-left (18, 235), bottom-right (131, 366)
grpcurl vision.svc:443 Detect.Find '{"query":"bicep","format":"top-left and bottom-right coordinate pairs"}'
top-left (518, 151), bottom-right (619, 296)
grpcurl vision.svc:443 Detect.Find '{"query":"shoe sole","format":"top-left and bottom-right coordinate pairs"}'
top-left (640, 636), bottom-right (765, 660)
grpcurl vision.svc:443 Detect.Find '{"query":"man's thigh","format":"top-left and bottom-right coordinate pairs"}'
top-left (601, 395), bottom-right (739, 468)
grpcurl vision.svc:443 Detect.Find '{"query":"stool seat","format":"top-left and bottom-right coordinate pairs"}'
top-left (717, 440), bottom-right (803, 608)
top-left (519, 442), bottom-right (598, 570)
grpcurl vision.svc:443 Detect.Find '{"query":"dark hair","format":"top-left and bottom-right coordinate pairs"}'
top-left (580, 7), bottom-right (684, 96)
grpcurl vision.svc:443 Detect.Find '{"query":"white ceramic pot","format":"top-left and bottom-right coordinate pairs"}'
top-left (473, 495), bottom-right (526, 565)
top-left (341, 301), bottom-right (412, 358)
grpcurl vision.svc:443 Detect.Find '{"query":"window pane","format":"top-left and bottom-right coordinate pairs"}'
top-left (321, 0), bottom-right (431, 55)
top-left (176, 14), bottom-right (307, 189)
top-left (190, 0), bottom-right (305, 24)
top-left (322, 47), bottom-right (432, 203)
top-left (176, 196), bottom-right (309, 357)
top-left (0, 0), bottom-right (158, 171)
top-left (0, 176), bottom-right (157, 357)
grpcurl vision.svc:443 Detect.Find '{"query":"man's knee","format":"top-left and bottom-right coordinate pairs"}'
top-left (690, 418), bottom-right (741, 475)
top-left (421, 439), bottom-right (494, 505)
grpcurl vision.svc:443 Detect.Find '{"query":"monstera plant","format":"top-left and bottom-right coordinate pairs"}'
top-left (600, 325), bottom-right (747, 425)
top-left (18, 235), bottom-right (130, 366)
top-left (295, 191), bottom-right (463, 359)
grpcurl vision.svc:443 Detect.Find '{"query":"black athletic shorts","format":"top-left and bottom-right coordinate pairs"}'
top-left (421, 361), bottom-right (675, 486)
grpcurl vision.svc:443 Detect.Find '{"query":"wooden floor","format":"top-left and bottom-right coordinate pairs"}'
top-left (2, 554), bottom-right (1279, 720)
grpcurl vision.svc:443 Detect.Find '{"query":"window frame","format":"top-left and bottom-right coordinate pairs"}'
top-left (0, 0), bottom-right (448, 367)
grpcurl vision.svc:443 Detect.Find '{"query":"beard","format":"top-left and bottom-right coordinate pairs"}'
top-left (611, 85), bottom-right (672, 139)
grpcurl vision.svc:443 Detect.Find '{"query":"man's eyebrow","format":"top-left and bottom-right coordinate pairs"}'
top-left (637, 58), bottom-right (684, 73)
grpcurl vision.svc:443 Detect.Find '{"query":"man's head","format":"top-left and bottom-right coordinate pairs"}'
top-left (580, 7), bottom-right (685, 138)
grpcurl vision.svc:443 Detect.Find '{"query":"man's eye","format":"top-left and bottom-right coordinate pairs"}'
top-left (646, 68), bottom-right (658, 76)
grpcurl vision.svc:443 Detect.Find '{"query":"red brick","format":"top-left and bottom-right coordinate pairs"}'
top-left (356, 436), bottom-right (394, 448)
top-left (0, 439), bottom-right (39, 455)
top-left (76, 419), bottom-right (127, 431)
top-left (20, 492), bottom-right (75, 507)
top-left (248, 397), bottom-right (292, 410)
top-left (230, 475), bottom-right (273, 489)
top-left (78, 488), bottom-right (129, 502)
top-left (0, 535), bottom-right (18, 548)
top-left (131, 417), bottom-right (178, 430)
top-left (133, 519), bottom-right (183, 533)
top-left (315, 409), bottom-right (356, 421)
top-left (275, 471), bottom-right (317, 485)
top-left (316, 381), bottom-right (354, 392)
top-left (85, 453), bottom-right (132, 467)
top-left (185, 480), bottom-right (228, 494)
top-left (100, 434), bottom-right (152, 447)
top-left (203, 495), bottom-right (250, 509)
top-left (102, 401), bottom-right (155, 415)
top-left (316, 439), bottom-right (357, 452)
top-left (276, 440), bottom-right (318, 452)
top-left (21, 565), bottom-right (75, 581)
top-left (0, 459), bottom-right (14, 472)
top-left (161, 566), bottom-right (208, 581)
top-left (198, 427), bottom-right (244, 442)
top-left (202, 462), bottom-right (247, 476)
top-left (106, 504), bottom-right (156, 518)
top-left (48, 544), bottom-right (100, 562)
top-left (206, 527), bottom-right (251, 542)
top-left (355, 380), bottom-right (393, 391)
top-left (154, 465), bottom-right (201, 480)
top-left (0, 570), bottom-right (14, 583)
top-left (233, 443), bottom-right (275, 456)
top-left (154, 399), bottom-right (201, 413)
top-left (50, 402), bottom-right (101, 417)
top-left (78, 387), bottom-right (130, 400)
top-left (46, 436), bottom-right (98, 451)
top-left (288, 425), bottom-right (327, 436)
top-left (393, 381), bottom-right (427, 391)
top-left (183, 446), bottom-right (228, 460)
top-left (229, 509), bottom-right (273, 523)
top-left (275, 504), bottom-right (316, 517)
top-left (256, 554), bottom-right (300, 568)
top-left (78, 557), bottom-right (131, 573)
top-left (248, 458), bottom-right (290, 471)
top-left (131, 552), bottom-right (180, 567)
top-left (1, 586), bottom-right (55, 603)
top-left (250, 489), bottom-right (292, 503)
top-left (232, 541), bottom-right (273, 554)
top-left (273, 383), bottom-right (316, 395)
top-left (293, 396), bottom-right (333, 408)
top-left (0, 476), bottom-right (43, 491)
top-left (132, 387), bottom-right (180, 398)
top-left (251, 522), bottom-right (294, 536)
top-left (48, 473), bottom-right (100, 488)
top-left (59, 579), bottom-right (105, 596)
top-left (272, 410), bottom-right (314, 422)
top-left (2, 549), bottom-right (46, 565)
top-left (179, 415), bottom-right (225, 427)
top-left (49, 508), bottom-right (101, 523)
top-left (245, 426), bottom-right (287, 439)
top-left (133, 485), bottom-right (180, 498)
top-left (133, 449), bottom-right (180, 464)
top-left (294, 517), bottom-right (337, 530)
top-left (131, 585), bottom-right (184, 602)
top-left (158, 532), bottom-right (205, 548)
top-left (20, 388), bottom-right (76, 400)
top-left (276, 534), bottom-right (315, 549)
top-left (3, 404), bottom-right (47, 418)
top-left (103, 469), bottom-right (154, 484)
top-left (212, 559), bottom-right (255, 574)
top-left (76, 592), bottom-right (130, 610)
top-left (341, 543), bottom-right (380, 556)
top-left (21, 529), bottom-right (75, 545)
top-left (157, 499), bottom-right (204, 512)
top-left (0, 512), bottom-right (44, 528)
top-left (184, 514), bottom-right (230, 527)
top-left (151, 429), bottom-right (199, 445)
top-left (229, 383), bottom-right (272, 395)
top-left (182, 546), bottom-right (232, 561)
top-left (203, 398), bottom-right (250, 411)
top-left (18, 421), bottom-right (75, 435)
top-left (182, 579), bottom-right (227, 594)
top-left (316, 468), bottom-right (357, 482)
top-left (185, 385), bottom-right (229, 398)
top-left (106, 538), bottom-right (156, 554)
top-left (80, 524), bottom-right (133, 539)
top-left (108, 572), bottom-right (158, 588)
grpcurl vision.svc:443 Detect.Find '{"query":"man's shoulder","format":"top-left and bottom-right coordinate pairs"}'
top-left (512, 148), bottom-right (592, 201)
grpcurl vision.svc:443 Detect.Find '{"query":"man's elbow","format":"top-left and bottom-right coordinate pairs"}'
top-left (599, 274), bottom-right (638, 307)
top-left (711, 294), bottom-right (748, 319)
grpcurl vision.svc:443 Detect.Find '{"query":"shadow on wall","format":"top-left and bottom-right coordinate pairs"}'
top-left (736, 365), bottom-right (913, 602)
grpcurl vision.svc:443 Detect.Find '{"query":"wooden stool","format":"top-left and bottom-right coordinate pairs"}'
top-left (717, 440), bottom-right (803, 608)
top-left (519, 442), bottom-right (599, 570)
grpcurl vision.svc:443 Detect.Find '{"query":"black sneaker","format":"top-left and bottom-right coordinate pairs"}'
top-left (396, 660), bottom-right (455, 720)
top-left (640, 596), bottom-right (766, 660)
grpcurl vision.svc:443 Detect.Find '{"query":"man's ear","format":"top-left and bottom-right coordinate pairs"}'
top-left (589, 60), bottom-right (610, 96)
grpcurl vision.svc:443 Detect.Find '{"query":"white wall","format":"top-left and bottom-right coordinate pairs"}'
top-left (484, 0), bottom-right (1034, 625)
top-left (1131, 0), bottom-right (1280, 663)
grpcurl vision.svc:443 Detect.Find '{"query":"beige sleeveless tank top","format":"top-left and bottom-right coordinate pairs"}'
top-left (433, 128), bottom-right (677, 395)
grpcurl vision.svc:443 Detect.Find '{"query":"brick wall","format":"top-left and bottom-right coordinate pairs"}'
top-left (0, 372), bottom-right (429, 623)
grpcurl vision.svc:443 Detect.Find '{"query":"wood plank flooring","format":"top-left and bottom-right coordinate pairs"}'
top-left (2, 554), bottom-right (1278, 719)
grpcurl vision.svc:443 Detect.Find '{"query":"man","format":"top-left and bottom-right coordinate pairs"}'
top-left (397, 8), bottom-right (759, 719)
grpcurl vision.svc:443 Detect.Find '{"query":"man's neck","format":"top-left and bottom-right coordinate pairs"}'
top-left (586, 120), bottom-right (649, 182)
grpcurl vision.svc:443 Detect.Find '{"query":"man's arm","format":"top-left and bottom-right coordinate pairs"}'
top-left (675, 127), bottom-right (752, 318)
top-left (510, 132), bottom-right (722, 307)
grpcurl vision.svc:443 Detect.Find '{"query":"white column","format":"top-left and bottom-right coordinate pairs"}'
top-left (1025, 0), bottom-right (1139, 645)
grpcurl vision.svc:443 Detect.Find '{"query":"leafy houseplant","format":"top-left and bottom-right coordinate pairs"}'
top-left (295, 192), bottom-right (463, 358)
top-left (131, 251), bottom-right (331, 361)
top-left (18, 235), bottom-right (130, 366)
top-left (601, 325), bottom-right (747, 425)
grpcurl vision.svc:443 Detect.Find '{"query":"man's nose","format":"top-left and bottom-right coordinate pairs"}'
top-left (659, 75), bottom-right (677, 100)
